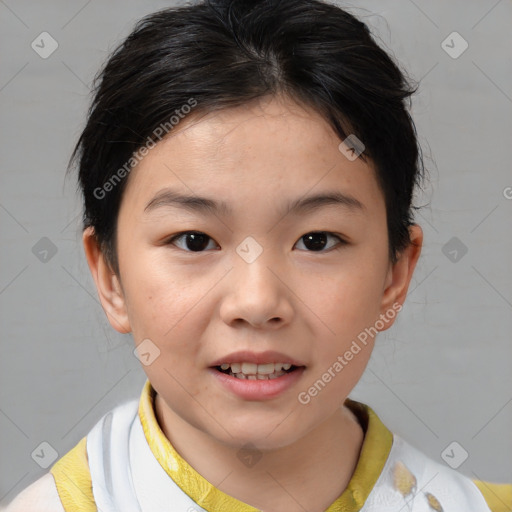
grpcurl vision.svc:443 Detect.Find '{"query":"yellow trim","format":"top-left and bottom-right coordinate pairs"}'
top-left (327, 399), bottom-right (394, 510)
top-left (50, 436), bottom-right (96, 512)
top-left (473, 480), bottom-right (512, 512)
top-left (138, 379), bottom-right (259, 511)
top-left (139, 379), bottom-right (394, 512)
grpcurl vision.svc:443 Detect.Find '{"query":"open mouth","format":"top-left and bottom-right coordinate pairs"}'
top-left (214, 362), bottom-right (303, 380)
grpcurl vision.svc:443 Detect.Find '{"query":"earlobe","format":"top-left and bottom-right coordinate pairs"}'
top-left (82, 227), bottom-right (131, 334)
top-left (379, 224), bottom-right (423, 326)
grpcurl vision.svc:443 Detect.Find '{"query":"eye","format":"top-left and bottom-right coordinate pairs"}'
top-left (166, 231), bottom-right (219, 252)
top-left (294, 231), bottom-right (346, 252)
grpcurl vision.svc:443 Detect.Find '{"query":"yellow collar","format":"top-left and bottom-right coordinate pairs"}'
top-left (138, 379), bottom-right (393, 512)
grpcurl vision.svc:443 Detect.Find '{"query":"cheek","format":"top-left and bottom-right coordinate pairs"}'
top-left (122, 259), bottom-right (205, 345)
top-left (307, 266), bottom-right (384, 338)
top-left (121, 247), bottom-right (176, 314)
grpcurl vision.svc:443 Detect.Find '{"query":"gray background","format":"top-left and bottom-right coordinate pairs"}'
top-left (1, 0), bottom-right (511, 506)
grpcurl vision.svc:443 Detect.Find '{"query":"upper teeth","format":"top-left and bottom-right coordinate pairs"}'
top-left (220, 362), bottom-right (292, 375)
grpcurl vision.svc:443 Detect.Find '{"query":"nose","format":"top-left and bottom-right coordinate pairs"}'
top-left (219, 250), bottom-right (294, 329)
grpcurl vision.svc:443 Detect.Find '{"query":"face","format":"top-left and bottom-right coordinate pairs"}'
top-left (86, 95), bottom-right (421, 450)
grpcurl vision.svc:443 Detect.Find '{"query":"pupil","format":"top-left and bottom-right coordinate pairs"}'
top-left (186, 233), bottom-right (209, 251)
top-left (303, 232), bottom-right (327, 251)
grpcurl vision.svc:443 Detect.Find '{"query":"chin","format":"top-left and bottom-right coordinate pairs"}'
top-left (210, 420), bottom-right (305, 452)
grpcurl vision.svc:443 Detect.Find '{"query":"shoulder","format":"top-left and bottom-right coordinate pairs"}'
top-left (473, 480), bottom-right (512, 512)
top-left (365, 434), bottom-right (495, 511)
top-left (1, 472), bottom-right (64, 512)
top-left (2, 397), bottom-right (141, 512)
top-left (392, 435), bottom-right (493, 509)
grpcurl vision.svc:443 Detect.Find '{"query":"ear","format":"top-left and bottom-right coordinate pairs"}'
top-left (378, 224), bottom-right (423, 330)
top-left (82, 226), bottom-right (131, 334)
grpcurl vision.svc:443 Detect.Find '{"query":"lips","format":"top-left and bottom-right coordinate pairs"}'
top-left (209, 364), bottom-right (306, 400)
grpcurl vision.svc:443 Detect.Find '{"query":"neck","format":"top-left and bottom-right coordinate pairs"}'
top-left (154, 395), bottom-right (364, 512)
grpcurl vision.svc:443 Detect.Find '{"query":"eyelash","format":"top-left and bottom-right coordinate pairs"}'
top-left (165, 231), bottom-right (347, 253)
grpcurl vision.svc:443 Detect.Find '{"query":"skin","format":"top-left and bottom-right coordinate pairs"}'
top-left (83, 94), bottom-right (422, 512)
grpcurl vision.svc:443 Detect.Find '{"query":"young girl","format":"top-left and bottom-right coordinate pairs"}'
top-left (5, 0), bottom-right (511, 510)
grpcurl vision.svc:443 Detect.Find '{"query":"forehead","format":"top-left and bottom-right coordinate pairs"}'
top-left (120, 95), bottom-right (383, 216)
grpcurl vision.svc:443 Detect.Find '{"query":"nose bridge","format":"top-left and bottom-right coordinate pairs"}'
top-left (233, 234), bottom-right (281, 294)
top-left (220, 235), bottom-right (292, 327)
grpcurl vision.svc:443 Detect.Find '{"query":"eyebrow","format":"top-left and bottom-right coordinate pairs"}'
top-left (144, 188), bottom-right (365, 217)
